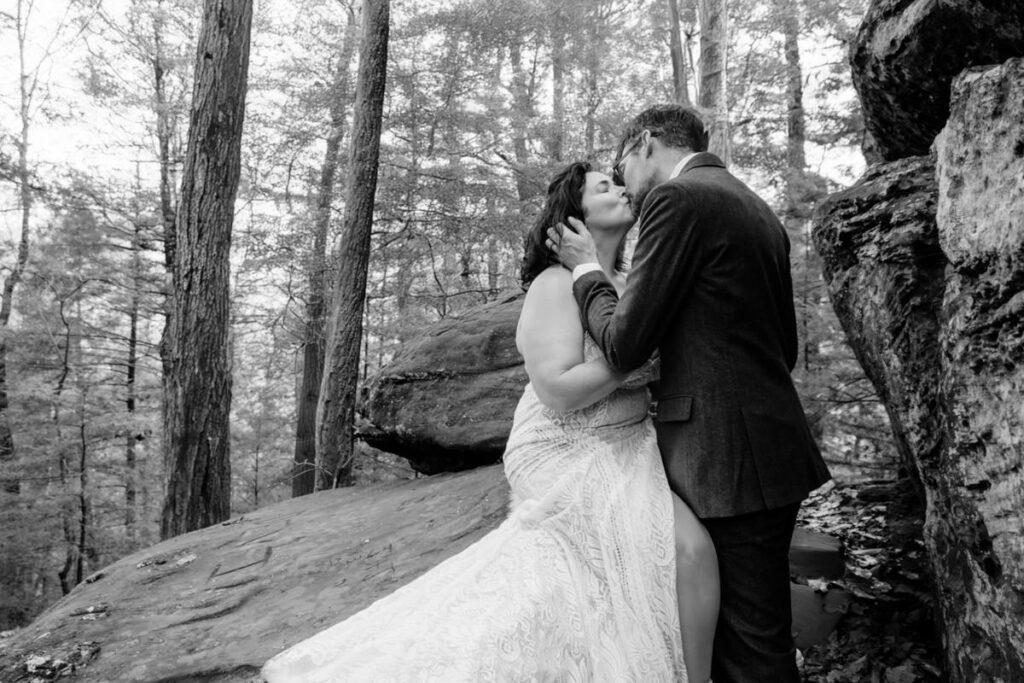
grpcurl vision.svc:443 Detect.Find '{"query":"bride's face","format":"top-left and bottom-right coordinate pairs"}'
top-left (581, 171), bottom-right (634, 233)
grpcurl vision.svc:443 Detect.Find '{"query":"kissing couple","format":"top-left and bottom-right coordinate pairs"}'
top-left (262, 104), bottom-right (831, 683)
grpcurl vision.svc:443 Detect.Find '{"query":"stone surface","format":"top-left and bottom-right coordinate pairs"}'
top-left (0, 466), bottom-right (511, 682)
top-left (851, 0), bottom-right (1024, 161)
top-left (813, 58), bottom-right (1024, 682)
top-left (789, 528), bottom-right (846, 580)
top-left (0, 459), bottom-right (845, 681)
top-left (932, 58), bottom-right (1024, 682)
top-left (360, 292), bottom-right (527, 474)
top-left (813, 154), bottom-right (946, 491)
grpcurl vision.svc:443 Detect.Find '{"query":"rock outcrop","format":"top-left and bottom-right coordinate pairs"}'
top-left (851, 0), bottom-right (1024, 161)
top-left (0, 466), bottom-right (511, 682)
top-left (814, 57), bottom-right (1024, 681)
top-left (0, 461), bottom-right (850, 681)
top-left (813, 155), bottom-right (945, 491)
top-left (360, 293), bottom-right (526, 474)
top-left (930, 59), bottom-right (1024, 681)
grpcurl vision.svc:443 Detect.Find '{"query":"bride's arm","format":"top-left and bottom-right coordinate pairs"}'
top-left (517, 267), bottom-right (625, 412)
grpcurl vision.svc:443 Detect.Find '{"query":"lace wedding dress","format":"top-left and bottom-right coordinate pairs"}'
top-left (261, 337), bottom-right (686, 682)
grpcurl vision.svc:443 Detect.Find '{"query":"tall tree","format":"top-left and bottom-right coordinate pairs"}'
top-left (293, 2), bottom-right (360, 497)
top-left (778, 0), bottom-right (825, 442)
top-left (152, 0), bottom-right (186, 456)
top-left (666, 0), bottom-right (692, 105)
top-left (697, 0), bottom-right (731, 163)
top-left (160, 0), bottom-right (253, 538)
top-left (0, 0), bottom-right (63, 495)
top-left (315, 0), bottom-right (389, 490)
top-left (125, 173), bottom-right (144, 541)
top-left (548, 1), bottom-right (566, 162)
top-left (507, 33), bottom-right (538, 202)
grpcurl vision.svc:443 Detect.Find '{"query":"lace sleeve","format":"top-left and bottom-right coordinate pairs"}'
top-left (620, 353), bottom-right (660, 389)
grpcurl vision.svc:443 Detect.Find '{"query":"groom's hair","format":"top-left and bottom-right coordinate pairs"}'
top-left (617, 105), bottom-right (709, 160)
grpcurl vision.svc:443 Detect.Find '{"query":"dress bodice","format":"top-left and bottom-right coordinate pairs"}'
top-left (529, 334), bottom-right (658, 432)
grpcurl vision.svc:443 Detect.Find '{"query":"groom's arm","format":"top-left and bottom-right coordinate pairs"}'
top-left (574, 183), bottom-right (703, 373)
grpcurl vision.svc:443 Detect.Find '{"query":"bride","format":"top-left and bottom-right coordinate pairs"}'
top-left (261, 162), bottom-right (719, 683)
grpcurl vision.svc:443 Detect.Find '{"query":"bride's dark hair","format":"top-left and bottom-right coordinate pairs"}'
top-left (520, 162), bottom-right (591, 289)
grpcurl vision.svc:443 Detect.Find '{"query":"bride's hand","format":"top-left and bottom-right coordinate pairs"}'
top-left (546, 217), bottom-right (598, 271)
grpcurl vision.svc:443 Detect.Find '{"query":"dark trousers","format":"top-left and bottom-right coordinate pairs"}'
top-left (701, 503), bottom-right (801, 683)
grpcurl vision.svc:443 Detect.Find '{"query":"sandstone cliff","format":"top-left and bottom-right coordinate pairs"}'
top-left (814, 44), bottom-right (1024, 680)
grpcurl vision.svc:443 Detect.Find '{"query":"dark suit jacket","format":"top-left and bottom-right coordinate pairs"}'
top-left (574, 153), bottom-right (830, 518)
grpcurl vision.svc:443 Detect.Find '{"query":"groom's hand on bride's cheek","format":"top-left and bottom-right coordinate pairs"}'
top-left (546, 218), bottom-right (598, 271)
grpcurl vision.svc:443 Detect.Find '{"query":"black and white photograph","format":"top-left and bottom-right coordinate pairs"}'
top-left (0, 0), bottom-right (1022, 680)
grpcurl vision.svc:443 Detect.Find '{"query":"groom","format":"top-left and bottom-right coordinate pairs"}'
top-left (548, 104), bottom-right (830, 682)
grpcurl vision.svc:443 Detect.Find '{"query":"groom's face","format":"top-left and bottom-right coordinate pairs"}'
top-left (614, 132), bottom-right (656, 212)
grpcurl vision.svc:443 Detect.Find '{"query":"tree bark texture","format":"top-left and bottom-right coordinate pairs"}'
top-left (697, 0), bottom-right (730, 164)
top-left (777, 0), bottom-right (826, 413)
top-left (667, 0), bottom-right (691, 106)
top-left (548, 5), bottom-right (566, 162)
top-left (813, 60), bottom-right (1024, 681)
top-left (126, 217), bottom-right (142, 539)
top-left (293, 5), bottom-right (359, 498)
top-left (508, 38), bottom-right (536, 203)
top-left (153, 0), bottom-right (183, 520)
top-left (781, 0), bottom-right (805, 187)
top-left (55, 303), bottom-right (79, 595)
top-left (315, 0), bottom-right (389, 491)
top-left (161, 0), bottom-right (252, 539)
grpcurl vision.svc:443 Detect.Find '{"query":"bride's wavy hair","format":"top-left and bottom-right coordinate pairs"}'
top-left (520, 162), bottom-right (628, 289)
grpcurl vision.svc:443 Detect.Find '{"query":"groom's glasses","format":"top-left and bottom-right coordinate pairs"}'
top-left (612, 138), bottom-right (642, 186)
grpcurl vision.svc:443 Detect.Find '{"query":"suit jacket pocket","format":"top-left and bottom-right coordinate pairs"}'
top-left (655, 395), bottom-right (693, 422)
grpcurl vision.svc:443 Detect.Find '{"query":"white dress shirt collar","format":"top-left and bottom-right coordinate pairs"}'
top-left (669, 152), bottom-right (699, 180)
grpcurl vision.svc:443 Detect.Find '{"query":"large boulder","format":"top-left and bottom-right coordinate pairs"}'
top-left (851, 0), bottom-right (1024, 161)
top-left (812, 154), bottom-right (945, 490)
top-left (813, 58), bottom-right (1024, 682)
top-left (360, 293), bottom-right (527, 475)
top-left (0, 466), bottom-right (512, 682)
top-left (931, 58), bottom-right (1024, 681)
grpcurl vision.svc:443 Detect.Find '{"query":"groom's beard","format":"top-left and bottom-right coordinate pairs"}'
top-left (628, 177), bottom-right (657, 216)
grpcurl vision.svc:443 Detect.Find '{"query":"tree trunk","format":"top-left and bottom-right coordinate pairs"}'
top-left (293, 4), bottom-right (359, 498)
top-left (76, 396), bottom-right (91, 590)
top-left (486, 234), bottom-right (500, 300)
top-left (126, 183), bottom-right (143, 541)
top-left (697, 0), bottom-right (730, 164)
top-left (0, 0), bottom-right (37, 496)
top-left (55, 299), bottom-right (76, 595)
top-left (153, 0), bottom-right (178, 275)
top-left (778, 0), bottom-right (823, 440)
top-left (548, 4), bottom-right (565, 162)
top-left (160, 0), bottom-right (252, 539)
top-left (153, 0), bottom-right (180, 516)
top-left (507, 38), bottom-right (535, 203)
top-left (667, 0), bottom-right (691, 106)
top-left (314, 0), bottom-right (389, 491)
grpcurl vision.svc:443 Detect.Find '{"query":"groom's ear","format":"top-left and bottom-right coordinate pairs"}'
top-left (642, 130), bottom-right (656, 159)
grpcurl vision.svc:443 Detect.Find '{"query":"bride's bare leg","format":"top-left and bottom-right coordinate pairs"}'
top-left (672, 493), bottom-right (719, 683)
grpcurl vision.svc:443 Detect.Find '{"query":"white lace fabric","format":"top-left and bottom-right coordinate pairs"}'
top-left (261, 337), bottom-right (685, 682)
